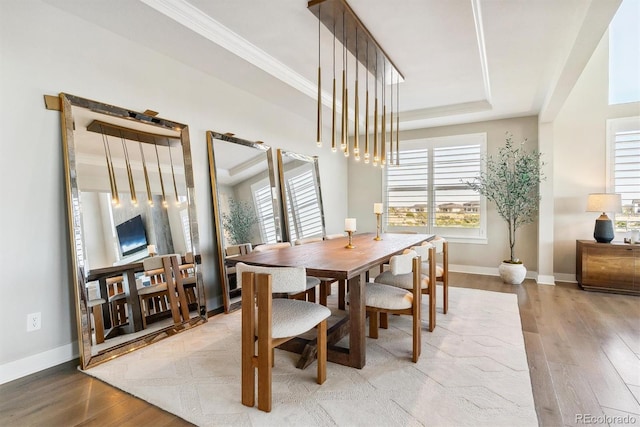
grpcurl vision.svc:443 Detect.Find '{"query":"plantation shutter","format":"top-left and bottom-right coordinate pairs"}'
top-left (611, 125), bottom-right (640, 230)
top-left (286, 169), bottom-right (323, 240)
top-left (253, 185), bottom-right (277, 243)
top-left (433, 144), bottom-right (481, 228)
top-left (385, 148), bottom-right (429, 227)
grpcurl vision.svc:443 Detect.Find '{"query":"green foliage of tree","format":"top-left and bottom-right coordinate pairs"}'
top-left (465, 132), bottom-right (545, 263)
top-left (222, 199), bottom-right (257, 245)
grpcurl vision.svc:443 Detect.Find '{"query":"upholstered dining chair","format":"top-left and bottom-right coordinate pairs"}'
top-left (365, 246), bottom-right (437, 362)
top-left (237, 262), bottom-right (331, 412)
top-left (139, 254), bottom-right (188, 328)
top-left (254, 242), bottom-right (321, 303)
top-left (422, 236), bottom-right (449, 314)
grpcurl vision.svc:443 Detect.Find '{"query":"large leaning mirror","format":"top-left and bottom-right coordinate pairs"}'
top-left (56, 93), bottom-right (207, 369)
top-left (207, 131), bottom-right (281, 313)
top-left (277, 149), bottom-right (326, 243)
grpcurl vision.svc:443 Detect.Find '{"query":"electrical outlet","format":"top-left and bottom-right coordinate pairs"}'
top-left (27, 312), bottom-right (41, 332)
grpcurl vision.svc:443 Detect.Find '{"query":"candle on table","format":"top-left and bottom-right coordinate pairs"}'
top-left (147, 244), bottom-right (156, 256)
top-left (374, 203), bottom-right (383, 214)
top-left (345, 218), bottom-right (357, 232)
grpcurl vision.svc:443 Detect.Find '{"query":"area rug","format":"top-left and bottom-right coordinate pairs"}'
top-left (84, 286), bottom-right (538, 426)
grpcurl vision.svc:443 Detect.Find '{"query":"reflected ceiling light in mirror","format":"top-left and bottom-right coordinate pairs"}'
top-left (119, 132), bottom-right (137, 206)
top-left (395, 73), bottom-right (400, 166)
top-left (168, 141), bottom-right (180, 205)
top-left (99, 124), bottom-right (119, 206)
top-left (154, 144), bottom-right (168, 208)
top-left (137, 138), bottom-right (154, 206)
top-left (309, 0), bottom-right (403, 167)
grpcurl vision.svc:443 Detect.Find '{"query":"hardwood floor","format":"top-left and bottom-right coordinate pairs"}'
top-left (1, 273), bottom-right (638, 426)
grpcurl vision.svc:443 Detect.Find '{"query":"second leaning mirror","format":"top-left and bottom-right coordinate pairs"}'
top-left (277, 149), bottom-right (326, 244)
top-left (207, 132), bottom-right (281, 313)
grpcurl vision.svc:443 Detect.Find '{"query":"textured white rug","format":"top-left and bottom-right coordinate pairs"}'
top-left (85, 286), bottom-right (538, 426)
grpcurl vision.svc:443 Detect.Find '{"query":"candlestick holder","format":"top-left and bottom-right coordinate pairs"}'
top-left (374, 213), bottom-right (383, 241)
top-left (345, 230), bottom-right (356, 249)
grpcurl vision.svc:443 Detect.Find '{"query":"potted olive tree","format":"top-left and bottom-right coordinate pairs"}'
top-left (465, 132), bottom-right (545, 284)
top-left (222, 199), bottom-right (258, 245)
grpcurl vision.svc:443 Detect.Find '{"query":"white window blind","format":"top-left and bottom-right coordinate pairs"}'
top-left (386, 148), bottom-right (429, 227)
top-left (253, 185), bottom-right (277, 244)
top-left (384, 133), bottom-right (486, 242)
top-left (285, 169), bottom-right (323, 241)
top-left (433, 144), bottom-right (481, 229)
top-left (607, 117), bottom-right (640, 231)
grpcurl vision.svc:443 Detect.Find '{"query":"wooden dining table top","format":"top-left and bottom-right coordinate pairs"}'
top-left (227, 232), bottom-right (434, 279)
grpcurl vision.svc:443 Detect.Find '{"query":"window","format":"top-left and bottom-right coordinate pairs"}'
top-left (609, 0), bottom-right (640, 105)
top-left (251, 182), bottom-right (278, 244)
top-left (607, 116), bottom-right (640, 231)
top-left (384, 133), bottom-right (487, 242)
top-left (283, 168), bottom-right (323, 242)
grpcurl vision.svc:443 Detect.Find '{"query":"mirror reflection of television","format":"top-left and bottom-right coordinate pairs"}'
top-left (116, 215), bottom-right (148, 256)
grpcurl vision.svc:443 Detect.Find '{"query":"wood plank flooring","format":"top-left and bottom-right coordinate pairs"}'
top-left (1, 273), bottom-right (638, 426)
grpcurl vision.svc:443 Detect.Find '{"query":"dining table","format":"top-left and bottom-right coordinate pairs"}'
top-left (227, 232), bottom-right (434, 369)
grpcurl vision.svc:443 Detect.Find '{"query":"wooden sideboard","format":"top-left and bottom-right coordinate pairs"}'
top-left (576, 240), bottom-right (639, 296)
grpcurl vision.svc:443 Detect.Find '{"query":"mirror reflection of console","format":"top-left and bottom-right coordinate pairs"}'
top-left (57, 93), bottom-right (207, 369)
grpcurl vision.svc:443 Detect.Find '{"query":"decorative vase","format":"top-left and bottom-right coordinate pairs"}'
top-left (498, 262), bottom-right (527, 285)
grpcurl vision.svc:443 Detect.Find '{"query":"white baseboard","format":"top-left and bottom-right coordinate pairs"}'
top-left (449, 264), bottom-right (538, 279)
top-left (554, 273), bottom-right (578, 283)
top-left (0, 342), bottom-right (78, 385)
top-left (536, 274), bottom-right (556, 285)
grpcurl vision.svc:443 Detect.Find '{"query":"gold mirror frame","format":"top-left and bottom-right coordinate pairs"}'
top-left (58, 93), bottom-right (207, 369)
top-left (277, 149), bottom-right (326, 242)
top-left (207, 131), bottom-right (281, 313)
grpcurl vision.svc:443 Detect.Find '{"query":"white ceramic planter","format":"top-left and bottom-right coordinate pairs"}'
top-left (498, 262), bottom-right (527, 285)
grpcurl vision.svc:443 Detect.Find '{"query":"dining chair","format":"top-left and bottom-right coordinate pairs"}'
top-left (365, 246), bottom-right (436, 362)
top-left (139, 255), bottom-right (188, 328)
top-left (238, 262), bottom-right (331, 412)
top-left (104, 275), bottom-right (128, 328)
top-left (254, 242), bottom-right (321, 302)
top-left (422, 236), bottom-right (448, 313)
top-left (87, 297), bottom-right (106, 345)
top-left (179, 252), bottom-right (198, 312)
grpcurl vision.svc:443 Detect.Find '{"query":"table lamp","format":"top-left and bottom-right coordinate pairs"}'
top-left (586, 193), bottom-right (621, 243)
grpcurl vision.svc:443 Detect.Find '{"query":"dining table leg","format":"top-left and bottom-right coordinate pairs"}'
top-left (124, 271), bottom-right (144, 333)
top-left (348, 272), bottom-right (366, 369)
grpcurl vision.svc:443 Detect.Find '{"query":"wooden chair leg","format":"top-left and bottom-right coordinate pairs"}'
top-left (369, 311), bottom-right (379, 339)
top-left (443, 273), bottom-right (448, 314)
top-left (92, 304), bottom-right (104, 344)
top-left (338, 280), bottom-right (346, 310)
top-left (319, 281), bottom-right (329, 306)
top-left (317, 320), bottom-right (327, 384)
top-left (307, 287), bottom-right (316, 303)
top-left (380, 313), bottom-right (389, 329)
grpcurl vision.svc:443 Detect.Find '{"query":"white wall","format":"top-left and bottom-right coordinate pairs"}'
top-left (0, 0), bottom-right (347, 376)
top-left (553, 30), bottom-right (640, 277)
top-left (348, 116), bottom-right (540, 272)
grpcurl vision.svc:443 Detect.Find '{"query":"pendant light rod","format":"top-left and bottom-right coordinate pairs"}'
top-left (137, 138), bottom-right (154, 206)
top-left (308, 0), bottom-right (404, 83)
top-left (316, 3), bottom-right (322, 147)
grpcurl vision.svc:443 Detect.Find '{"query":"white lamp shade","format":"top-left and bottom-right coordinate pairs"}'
top-left (586, 193), bottom-right (622, 213)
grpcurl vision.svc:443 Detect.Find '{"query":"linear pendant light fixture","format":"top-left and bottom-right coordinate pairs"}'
top-left (137, 138), bottom-right (154, 206)
top-left (309, 0), bottom-right (403, 168)
top-left (154, 144), bottom-right (168, 207)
